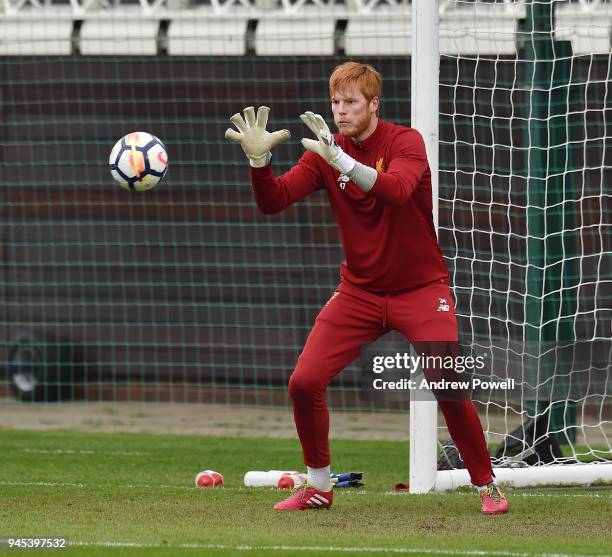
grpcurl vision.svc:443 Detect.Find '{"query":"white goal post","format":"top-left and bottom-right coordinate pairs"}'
top-left (409, 0), bottom-right (612, 493)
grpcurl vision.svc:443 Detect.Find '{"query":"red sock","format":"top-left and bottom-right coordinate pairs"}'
top-left (438, 399), bottom-right (493, 486)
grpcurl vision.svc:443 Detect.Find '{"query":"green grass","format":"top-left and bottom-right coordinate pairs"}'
top-left (1, 429), bottom-right (611, 557)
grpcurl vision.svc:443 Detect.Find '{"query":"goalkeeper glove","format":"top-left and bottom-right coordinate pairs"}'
top-left (225, 106), bottom-right (291, 168)
top-left (299, 111), bottom-right (356, 174)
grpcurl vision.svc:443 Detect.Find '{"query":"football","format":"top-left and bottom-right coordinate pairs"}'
top-left (109, 132), bottom-right (168, 192)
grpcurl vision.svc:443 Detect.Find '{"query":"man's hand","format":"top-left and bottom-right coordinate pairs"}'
top-left (225, 106), bottom-right (290, 168)
top-left (300, 111), bottom-right (355, 174)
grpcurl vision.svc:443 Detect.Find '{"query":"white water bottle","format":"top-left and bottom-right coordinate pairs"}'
top-left (243, 470), bottom-right (300, 487)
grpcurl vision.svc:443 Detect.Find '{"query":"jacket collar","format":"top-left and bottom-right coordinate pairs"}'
top-left (348, 118), bottom-right (384, 151)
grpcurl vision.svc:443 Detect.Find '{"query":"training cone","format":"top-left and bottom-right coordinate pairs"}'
top-left (277, 473), bottom-right (307, 489)
top-left (195, 470), bottom-right (224, 488)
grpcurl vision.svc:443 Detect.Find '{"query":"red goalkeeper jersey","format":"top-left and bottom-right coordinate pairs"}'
top-left (250, 119), bottom-right (449, 294)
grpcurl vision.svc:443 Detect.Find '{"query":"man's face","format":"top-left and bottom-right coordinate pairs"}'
top-left (331, 85), bottom-right (379, 140)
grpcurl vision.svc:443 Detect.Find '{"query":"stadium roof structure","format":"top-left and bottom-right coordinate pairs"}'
top-left (0, 1), bottom-right (610, 57)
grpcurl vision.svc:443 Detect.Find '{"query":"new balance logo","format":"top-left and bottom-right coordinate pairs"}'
top-left (337, 174), bottom-right (349, 190)
top-left (307, 494), bottom-right (331, 508)
top-left (436, 298), bottom-right (450, 312)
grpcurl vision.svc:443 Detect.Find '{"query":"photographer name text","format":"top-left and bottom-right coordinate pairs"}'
top-left (372, 377), bottom-right (516, 391)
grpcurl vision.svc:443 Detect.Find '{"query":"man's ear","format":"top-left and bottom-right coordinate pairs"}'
top-left (370, 96), bottom-right (380, 115)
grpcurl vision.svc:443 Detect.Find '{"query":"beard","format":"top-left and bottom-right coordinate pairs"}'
top-left (335, 110), bottom-right (374, 138)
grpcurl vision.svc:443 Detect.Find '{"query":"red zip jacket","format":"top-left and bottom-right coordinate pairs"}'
top-left (250, 119), bottom-right (449, 294)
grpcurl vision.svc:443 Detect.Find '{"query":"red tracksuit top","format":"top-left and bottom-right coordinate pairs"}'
top-left (250, 118), bottom-right (449, 295)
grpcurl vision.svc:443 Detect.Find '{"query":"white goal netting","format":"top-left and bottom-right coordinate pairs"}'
top-left (436, 0), bottom-right (611, 482)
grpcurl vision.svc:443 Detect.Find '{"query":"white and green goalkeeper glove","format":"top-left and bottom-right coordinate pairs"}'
top-left (225, 106), bottom-right (291, 168)
top-left (300, 111), bottom-right (377, 192)
top-left (299, 111), bottom-right (356, 175)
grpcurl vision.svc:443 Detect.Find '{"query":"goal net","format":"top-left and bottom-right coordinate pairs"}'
top-left (417, 0), bottom-right (612, 491)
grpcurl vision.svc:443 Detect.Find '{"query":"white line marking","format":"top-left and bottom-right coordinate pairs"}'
top-left (23, 448), bottom-right (147, 456)
top-left (1, 481), bottom-right (86, 488)
top-left (511, 492), bottom-right (612, 499)
top-left (0, 481), bottom-right (193, 491)
top-left (1, 480), bottom-right (610, 498)
top-left (70, 540), bottom-right (607, 557)
top-left (385, 491), bottom-right (612, 499)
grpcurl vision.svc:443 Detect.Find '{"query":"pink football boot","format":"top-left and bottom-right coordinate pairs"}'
top-left (479, 483), bottom-right (509, 514)
top-left (274, 484), bottom-right (333, 511)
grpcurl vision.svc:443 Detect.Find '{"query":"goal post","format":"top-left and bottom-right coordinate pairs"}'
top-left (410, 0), bottom-right (612, 493)
top-left (409, 0), bottom-right (441, 494)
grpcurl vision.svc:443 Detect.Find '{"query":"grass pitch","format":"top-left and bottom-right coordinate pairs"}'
top-left (1, 428), bottom-right (611, 557)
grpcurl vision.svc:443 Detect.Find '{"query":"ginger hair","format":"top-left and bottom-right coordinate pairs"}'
top-left (329, 61), bottom-right (381, 114)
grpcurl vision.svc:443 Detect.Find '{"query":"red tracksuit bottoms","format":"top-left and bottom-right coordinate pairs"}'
top-left (288, 279), bottom-right (493, 487)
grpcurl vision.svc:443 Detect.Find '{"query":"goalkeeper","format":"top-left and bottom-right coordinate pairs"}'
top-left (225, 61), bottom-right (509, 515)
